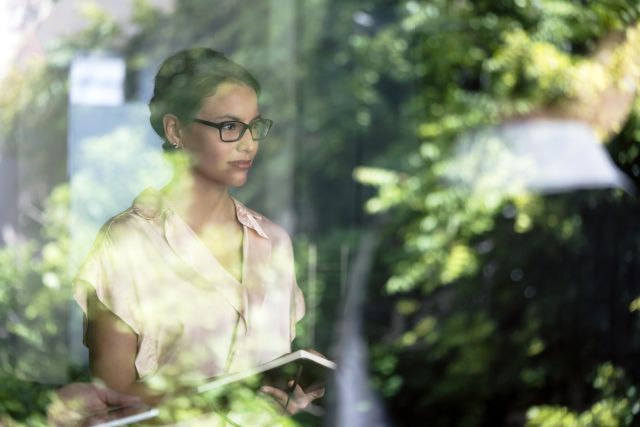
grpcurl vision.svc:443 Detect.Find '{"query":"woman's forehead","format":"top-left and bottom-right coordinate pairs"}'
top-left (199, 82), bottom-right (259, 118)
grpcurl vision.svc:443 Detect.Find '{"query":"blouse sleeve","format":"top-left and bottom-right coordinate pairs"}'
top-left (73, 224), bottom-right (142, 342)
top-left (290, 276), bottom-right (305, 341)
top-left (281, 233), bottom-right (305, 342)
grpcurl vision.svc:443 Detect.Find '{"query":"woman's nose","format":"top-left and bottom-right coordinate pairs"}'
top-left (236, 131), bottom-right (257, 153)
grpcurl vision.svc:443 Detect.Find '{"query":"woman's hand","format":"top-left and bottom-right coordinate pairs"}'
top-left (47, 382), bottom-right (142, 426)
top-left (259, 380), bottom-right (325, 415)
top-left (259, 348), bottom-right (329, 414)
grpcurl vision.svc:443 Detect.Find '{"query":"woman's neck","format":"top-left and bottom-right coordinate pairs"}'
top-left (163, 168), bottom-right (235, 232)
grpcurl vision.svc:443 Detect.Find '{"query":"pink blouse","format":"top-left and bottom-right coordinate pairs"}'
top-left (74, 188), bottom-right (305, 383)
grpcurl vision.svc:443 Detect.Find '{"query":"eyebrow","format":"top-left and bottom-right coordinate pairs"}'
top-left (211, 114), bottom-right (261, 122)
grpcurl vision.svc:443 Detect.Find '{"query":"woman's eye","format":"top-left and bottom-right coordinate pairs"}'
top-left (222, 122), bottom-right (239, 131)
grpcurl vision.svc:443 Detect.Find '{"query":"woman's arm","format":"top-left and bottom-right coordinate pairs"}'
top-left (86, 294), bottom-right (163, 405)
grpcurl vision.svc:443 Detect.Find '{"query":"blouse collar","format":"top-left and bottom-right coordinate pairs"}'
top-left (131, 187), bottom-right (269, 240)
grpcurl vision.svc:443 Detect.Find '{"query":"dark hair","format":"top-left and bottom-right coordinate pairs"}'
top-left (148, 48), bottom-right (261, 151)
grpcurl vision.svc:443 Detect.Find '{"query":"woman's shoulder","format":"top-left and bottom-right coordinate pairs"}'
top-left (95, 188), bottom-right (165, 244)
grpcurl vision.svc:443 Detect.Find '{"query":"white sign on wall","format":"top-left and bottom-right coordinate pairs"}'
top-left (69, 55), bottom-right (126, 106)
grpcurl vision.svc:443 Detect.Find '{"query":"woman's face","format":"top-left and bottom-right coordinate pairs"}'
top-left (180, 82), bottom-right (260, 188)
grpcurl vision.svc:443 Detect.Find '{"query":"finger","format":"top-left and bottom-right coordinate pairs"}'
top-left (293, 384), bottom-right (306, 397)
top-left (99, 387), bottom-right (142, 406)
top-left (308, 388), bottom-right (325, 399)
top-left (259, 385), bottom-right (288, 403)
top-left (292, 384), bottom-right (324, 403)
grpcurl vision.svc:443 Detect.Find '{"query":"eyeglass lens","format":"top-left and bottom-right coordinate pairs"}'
top-left (220, 120), bottom-right (270, 142)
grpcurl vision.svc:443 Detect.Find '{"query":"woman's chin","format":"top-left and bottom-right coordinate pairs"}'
top-left (228, 177), bottom-right (248, 188)
top-left (222, 173), bottom-right (249, 188)
top-left (191, 166), bottom-right (249, 187)
top-left (227, 170), bottom-right (250, 187)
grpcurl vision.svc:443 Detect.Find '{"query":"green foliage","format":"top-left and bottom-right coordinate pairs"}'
top-left (154, 384), bottom-right (301, 427)
top-left (526, 364), bottom-right (639, 427)
top-left (349, 0), bottom-right (640, 426)
top-left (0, 186), bottom-right (73, 422)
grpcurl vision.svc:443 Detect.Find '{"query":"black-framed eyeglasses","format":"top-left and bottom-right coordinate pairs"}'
top-left (192, 117), bottom-right (273, 142)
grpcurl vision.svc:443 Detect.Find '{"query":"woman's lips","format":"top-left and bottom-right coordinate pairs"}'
top-left (228, 160), bottom-right (252, 170)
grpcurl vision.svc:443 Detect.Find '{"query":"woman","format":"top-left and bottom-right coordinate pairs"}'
top-left (73, 48), bottom-right (308, 407)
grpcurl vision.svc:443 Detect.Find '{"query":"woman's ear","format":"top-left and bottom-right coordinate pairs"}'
top-left (163, 114), bottom-right (184, 149)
